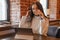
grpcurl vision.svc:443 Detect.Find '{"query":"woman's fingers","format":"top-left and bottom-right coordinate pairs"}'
top-left (26, 12), bottom-right (28, 16)
top-left (26, 11), bottom-right (29, 17)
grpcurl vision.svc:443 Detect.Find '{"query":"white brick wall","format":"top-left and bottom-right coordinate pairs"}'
top-left (49, 0), bottom-right (57, 20)
top-left (10, 0), bottom-right (20, 25)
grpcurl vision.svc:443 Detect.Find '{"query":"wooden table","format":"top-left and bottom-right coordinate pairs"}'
top-left (0, 26), bottom-right (60, 40)
top-left (0, 34), bottom-right (60, 40)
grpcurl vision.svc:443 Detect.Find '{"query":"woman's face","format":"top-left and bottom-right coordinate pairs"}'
top-left (32, 4), bottom-right (44, 17)
top-left (32, 4), bottom-right (39, 15)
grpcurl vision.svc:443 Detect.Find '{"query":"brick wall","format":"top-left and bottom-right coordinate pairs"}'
top-left (10, 0), bottom-right (20, 25)
top-left (10, 0), bottom-right (37, 25)
top-left (49, 0), bottom-right (57, 20)
top-left (57, 0), bottom-right (60, 19)
top-left (49, 0), bottom-right (60, 20)
top-left (20, 0), bottom-right (37, 16)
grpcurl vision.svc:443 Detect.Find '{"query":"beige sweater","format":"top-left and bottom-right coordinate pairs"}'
top-left (20, 16), bottom-right (31, 28)
top-left (20, 16), bottom-right (49, 36)
top-left (31, 16), bottom-right (42, 34)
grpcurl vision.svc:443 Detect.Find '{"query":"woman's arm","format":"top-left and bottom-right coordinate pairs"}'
top-left (42, 17), bottom-right (49, 36)
top-left (20, 11), bottom-right (31, 28)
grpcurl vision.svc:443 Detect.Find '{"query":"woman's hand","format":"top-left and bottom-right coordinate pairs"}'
top-left (26, 10), bottom-right (31, 17)
top-left (26, 11), bottom-right (29, 17)
top-left (37, 10), bottom-right (44, 18)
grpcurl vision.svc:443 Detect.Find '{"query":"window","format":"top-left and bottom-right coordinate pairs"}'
top-left (40, 0), bottom-right (48, 16)
top-left (0, 0), bottom-right (10, 21)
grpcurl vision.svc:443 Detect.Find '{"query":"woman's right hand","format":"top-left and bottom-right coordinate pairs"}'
top-left (26, 11), bottom-right (29, 17)
top-left (26, 10), bottom-right (31, 17)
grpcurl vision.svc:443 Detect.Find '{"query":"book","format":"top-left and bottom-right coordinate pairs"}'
top-left (15, 28), bottom-right (33, 40)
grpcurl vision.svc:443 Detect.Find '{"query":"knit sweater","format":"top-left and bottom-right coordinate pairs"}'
top-left (20, 16), bottom-right (49, 36)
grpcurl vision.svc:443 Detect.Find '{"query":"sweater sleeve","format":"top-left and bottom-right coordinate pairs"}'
top-left (42, 18), bottom-right (49, 36)
top-left (20, 16), bottom-right (31, 28)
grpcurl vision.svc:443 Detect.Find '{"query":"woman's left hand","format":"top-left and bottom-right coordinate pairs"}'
top-left (37, 10), bottom-right (44, 18)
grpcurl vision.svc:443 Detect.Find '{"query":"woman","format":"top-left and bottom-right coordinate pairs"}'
top-left (20, 1), bottom-right (49, 36)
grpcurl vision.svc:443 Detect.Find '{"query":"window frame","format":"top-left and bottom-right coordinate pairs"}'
top-left (0, 0), bottom-right (10, 22)
top-left (6, 0), bottom-right (10, 22)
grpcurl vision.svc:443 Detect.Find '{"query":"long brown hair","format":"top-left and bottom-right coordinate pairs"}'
top-left (27, 1), bottom-right (48, 22)
top-left (26, 6), bottom-right (34, 22)
top-left (32, 1), bottom-right (48, 18)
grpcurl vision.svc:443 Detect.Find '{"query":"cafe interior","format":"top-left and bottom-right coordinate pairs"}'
top-left (0, 0), bottom-right (60, 40)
